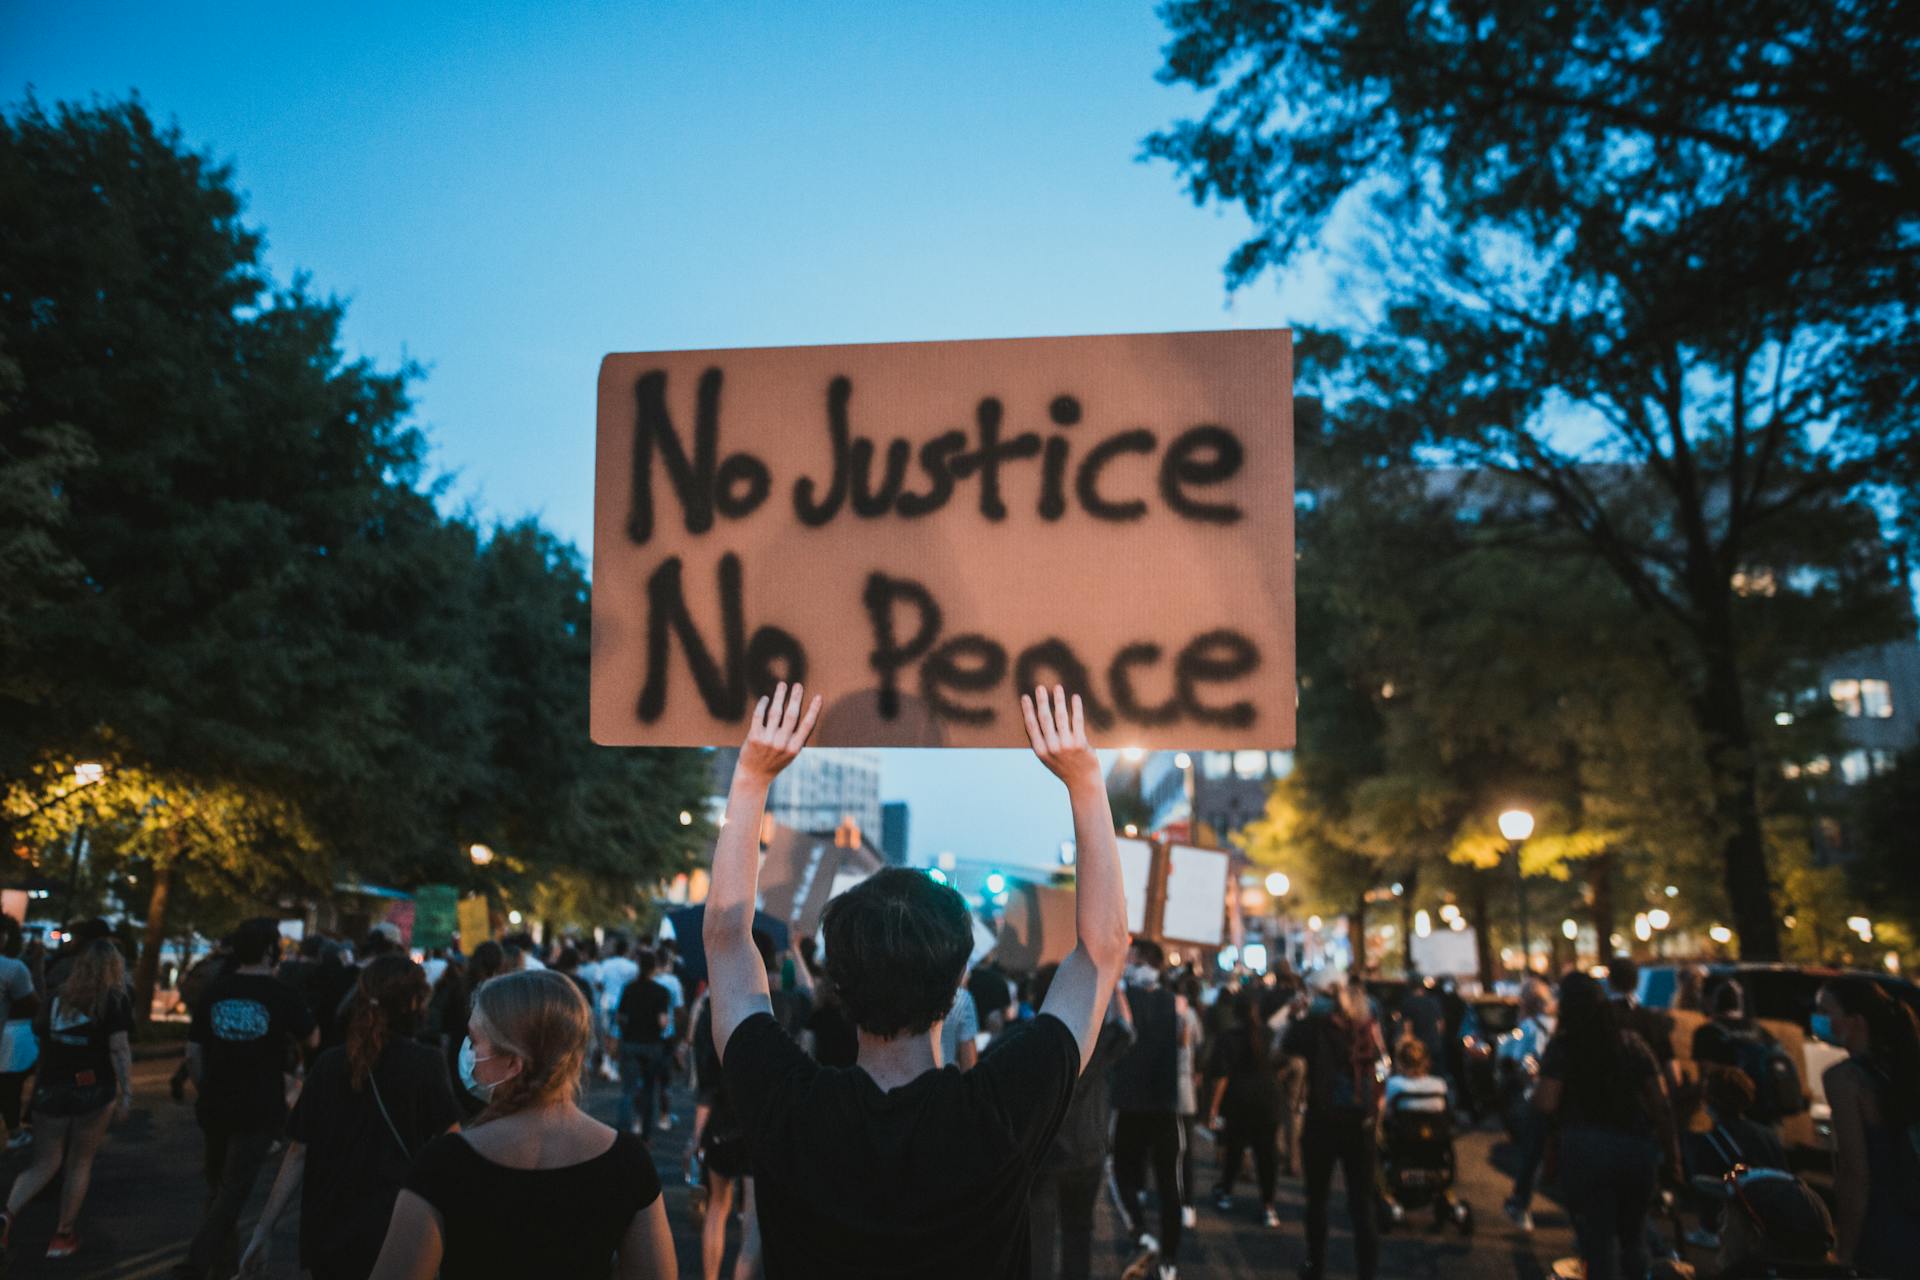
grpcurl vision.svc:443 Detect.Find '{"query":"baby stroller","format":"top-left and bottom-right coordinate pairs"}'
top-left (1377, 1094), bottom-right (1473, 1235)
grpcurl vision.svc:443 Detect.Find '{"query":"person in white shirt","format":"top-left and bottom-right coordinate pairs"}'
top-left (1383, 1038), bottom-right (1451, 1114)
top-left (597, 939), bottom-right (641, 1080)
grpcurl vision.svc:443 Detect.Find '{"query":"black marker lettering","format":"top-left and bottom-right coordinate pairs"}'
top-left (1159, 424), bottom-right (1244, 523)
top-left (896, 429), bottom-right (968, 517)
top-left (951, 397), bottom-right (1041, 520)
top-left (794, 375), bottom-right (852, 526)
top-left (1174, 629), bottom-right (1260, 727)
top-left (1074, 428), bottom-right (1156, 522)
top-left (921, 634), bottom-right (1007, 725)
top-left (1014, 638), bottom-right (1114, 730)
top-left (862, 572), bottom-right (943, 720)
top-left (632, 368), bottom-right (766, 545)
top-left (1107, 642), bottom-right (1180, 726)
top-left (851, 437), bottom-right (912, 517)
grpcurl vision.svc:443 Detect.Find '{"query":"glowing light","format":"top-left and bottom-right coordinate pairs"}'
top-left (1561, 918), bottom-right (1579, 940)
top-left (1414, 910), bottom-right (1432, 938)
top-left (1664, 885), bottom-right (1679, 898)
top-left (928, 868), bottom-right (950, 885)
top-left (1497, 809), bottom-right (1535, 841)
top-left (1783, 915), bottom-right (1797, 929)
top-left (1439, 904), bottom-right (1461, 923)
top-left (507, 910), bottom-right (522, 925)
top-left (1217, 946), bottom-right (1239, 970)
top-left (679, 810), bottom-right (693, 826)
top-left (468, 843), bottom-right (495, 867)
top-left (1774, 711), bottom-right (1794, 726)
top-left (1174, 752), bottom-right (1192, 770)
top-left (937, 850), bottom-right (957, 871)
top-left (1307, 915), bottom-right (1323, 931)
top-left (1647, 909), bottom-right (1670, 930)
top-left (1123, 823), bottom-right (1139, 837)
top-left (1121, 746), bottom-right (1145, 763)
top-left (1634, 913), bottom-right (1653, 942)
top-left (1265, 872), bottom-right (1291, 897)
top-left (74, 762), bottom-right (105, 786)
top-left (1886, 952), bottom-right (1901, 974)
top-left (1709, 925), bottom-right (1733, 945)
top-left (1847, 916), bottom-right (1872, 940)
top-left (1448, 915), bottom-right (1466, 932)
top-left (1243, 943), bottom-right (1269, 972)
top-left (1390, 882), bottom-right (1404, 896)
top-left (985, 872), bottom-right (1007, 895)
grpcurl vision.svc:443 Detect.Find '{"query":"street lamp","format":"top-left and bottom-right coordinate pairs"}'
top-left (74, 762), bottom-right (104, 787)
top-left (468, 843), bottom-right (495, 867)
top-left (1265, 871), bottom-right (1290, 897)
top-left (1498, 808), bottom-right (1535, 972)
top-left (1173, 752), bottom-right (1191, 770)
top-left (1121, 746), bottom-right (1145, 763)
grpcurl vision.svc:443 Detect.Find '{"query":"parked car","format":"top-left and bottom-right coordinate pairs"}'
top-left (1636, 961), bottom-right (1920, 1153)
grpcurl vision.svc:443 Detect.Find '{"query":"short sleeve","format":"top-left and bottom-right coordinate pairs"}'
top-left (972, 1013), bottom-right (1079, 1157)
top-left (956, 990), bottom-right (979, 1040)
top-left (616, 1131), bottom-right (663, 1212)
top-left (104, 989), bottom-right (135, 1037)
top-left (721, 1012), bottom-right (816, 1138)
top-left (404, 1132), bottom-right (470, 1215)
top-left (3, 962), bottom-right (32, 1004)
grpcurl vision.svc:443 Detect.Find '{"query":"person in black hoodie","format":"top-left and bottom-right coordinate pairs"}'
top-left (1029, 966), bottom-right (1135, 1280)
top-left (1281, 969), bottom-right (1387, 1280)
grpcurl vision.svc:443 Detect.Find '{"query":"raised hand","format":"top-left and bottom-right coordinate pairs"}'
top-left (736, 682), bottom-right (823, 785)
top-left (1020, 684), bottom-right (1099, 791)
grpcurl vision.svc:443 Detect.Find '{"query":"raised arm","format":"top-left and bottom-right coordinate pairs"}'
top-left (1023, 685), bottom-right (1130, 1070)
top-left (707, 682), bottom-right (821, 1062)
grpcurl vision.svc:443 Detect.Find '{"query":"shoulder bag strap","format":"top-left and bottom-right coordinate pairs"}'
top-left (366, 1068), bottom-right (414, 1162)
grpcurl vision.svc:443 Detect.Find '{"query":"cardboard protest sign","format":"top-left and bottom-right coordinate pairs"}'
top-left (1161, 843), bottom-right (1230, 947)
top-left (592, 330), bottom-right (1294, 748)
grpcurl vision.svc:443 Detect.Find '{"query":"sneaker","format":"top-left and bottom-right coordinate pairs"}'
top-left (1181, 1204), bottom-right (1197, 1228)
top-left (1264, 1205), bottom-right (1282, 1228)
top-left (46, 1229), bottom-right (79, 1259)
top-left (656, 1114), bottom-right (673, 1132)
top-left (1158, 1266), bottom-right (1179, 1280)
top-left (1503, 1198), bottom-right (1534, 1234)
top-left (1121, 1237), bottom-right (1160, 1280)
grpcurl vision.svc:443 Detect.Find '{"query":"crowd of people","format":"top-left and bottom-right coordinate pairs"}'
top-left (0, 687), bottom-right (1913, 1280)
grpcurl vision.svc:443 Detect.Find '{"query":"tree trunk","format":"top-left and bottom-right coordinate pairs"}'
top-left (1694, 622), bottom-right (1782, 959)
top-left (1350, 890), bottom-right (1368, 974)
top-left (1588, 852), bottom-right (1615, 960)
top-left (1470, 871), bottom-right (1494, 990)
top-left (132, 855), bottom-right (175, 1027)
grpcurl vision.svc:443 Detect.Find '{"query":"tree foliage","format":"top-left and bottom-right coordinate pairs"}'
top-left (1150, 0), bottom-right (1918, 956)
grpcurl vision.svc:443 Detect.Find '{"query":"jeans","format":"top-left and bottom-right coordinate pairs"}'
top-left (1220, 1115), bottom-right (1281, 1205)
top-left (1112, 1110), bottom-right (1184, 1261)
top-left (183, 1122), bottom-right (279, 1277)
top-left (617, 1043), bottom-right (670, 1134)
top-left (1303, 1109), bottom-right (1378, 1280)
top-left (1557, 1124), bottom-right (1659, 1280)
top-left (1511, 1106), bottom-right (1548, 1207)
top-left (1028, 1161), bottom-right (1103, 1280)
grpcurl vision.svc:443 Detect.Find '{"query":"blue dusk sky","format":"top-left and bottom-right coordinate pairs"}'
top-left (3, 1), bottom-right (1339, 870)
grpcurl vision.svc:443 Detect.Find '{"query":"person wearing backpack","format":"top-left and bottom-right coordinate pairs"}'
top-left (1281, 967), bottom-right (1388, 1280)
top-left (1691, 979), bottom-right (1805, 1125)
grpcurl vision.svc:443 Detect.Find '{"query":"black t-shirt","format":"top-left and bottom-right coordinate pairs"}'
top-left (1541, 1030), bottom-right (1661, 1133)
top-left (805, 999), bottom-right (860, 1069)
top-left (405, 1129), bottom-right (661, 1280)
top-left (1611, 997), bottom-right (1675, 1066)
top-left (617, 977), bottom-right (672, 1046)
top-left (1111, 984), bottom-right (1180, 1113)
top-left (1208, 1026), bottom-right (1283, 1122)
top-left (723, 1009), bottom-right (1080, 1279)
top-left (288, 1041), bottom-right (461, 1272)
top-left (189, 971), bottom-right (315, 1131)
top-left (38, 988), bottom-right (134, 1089)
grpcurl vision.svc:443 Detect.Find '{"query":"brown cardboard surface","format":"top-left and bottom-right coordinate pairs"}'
top-left (592, 330), bottom-right (1294, 748)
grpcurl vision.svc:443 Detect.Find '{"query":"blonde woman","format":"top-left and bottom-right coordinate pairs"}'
top-left (369, 969), bottom-right (675, 1280)
top-left (0, 939), bottom-right (133, 1262)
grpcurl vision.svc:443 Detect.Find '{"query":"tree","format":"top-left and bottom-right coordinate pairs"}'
top-left (1148, 1), bottom-right (1918, 955)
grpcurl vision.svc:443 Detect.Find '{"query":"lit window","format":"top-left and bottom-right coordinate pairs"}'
top-left (1201, 751), bottom-right (1232, 780)
top-left (1861, 678), bottom-right (1893, 718)
top-left (1840, 750), bottom-right (1871, 786)
top-left (1870, 749), bottom-right (1897, 777)
top-left (1233, 750), bottom-right (1268, 780)
top-left (1805, 756), bottom-right (1832, 777)
top-left (1269, 751), bottom-right (1295, 780)
top-left (1830, 678), bottom-right (1863, 716)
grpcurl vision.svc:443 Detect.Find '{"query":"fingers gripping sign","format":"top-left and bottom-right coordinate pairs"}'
top-left (1021, 684), bottom-right (1099, 791)
top-left (738, 681), bottom-right (823, 785)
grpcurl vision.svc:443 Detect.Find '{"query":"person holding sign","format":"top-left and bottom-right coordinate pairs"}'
top-left (706, 683), bottom-right (1130, 1280)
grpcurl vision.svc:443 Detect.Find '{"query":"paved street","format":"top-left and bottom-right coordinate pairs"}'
top-left (0, 1050), bottom-right (1625, 1280)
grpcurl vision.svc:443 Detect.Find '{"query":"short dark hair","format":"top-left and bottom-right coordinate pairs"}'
top-left (1605, 954), bottom-right (1638, 995)
top-left (1129, 938), bottom-right (1165, 969)
top-left (637, 949), bottom-right (657, 976)
top-left (231, 918), bottom-right (281, 966)
top-left (822, 869), bottom-right (972, 1038)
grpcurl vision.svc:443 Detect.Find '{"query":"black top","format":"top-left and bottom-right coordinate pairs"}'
top-left (1282, 1003), bottom-right (1384, 1116)
top-left (1208, 1024), bottom-right (1284, 1122)
top-left (1046, 1016), bottom-right (1136, 1169)
top-left (190, 971), bottom-right (315, 1131)
top-left (37, 988), bottom-right (134, 1089)
top-left (288, 1041), bottom-right (461, 1272)
top-left (724, 1009), bottom-right (1079, 1279)
top-left (1690, 1016), bottom-right (1758, 1068)
top-left (617, 978), bottom-right (672, 1046)
top-left (805, 999), bottom-right (860, 1069)
top-left (1541, 1030), bottom-right (1661, 1133)
top-left (1611, 997), bottom-right (1675, 1065)
top-left (1399, 990), bottom-right (1446, 1057)
top-left (1110, 983), bottom-right (1180, 1113)
top-left (406, 1129), bottom-right (661, 1280)
top-left (968, 966), bottom-right (1013, 1026)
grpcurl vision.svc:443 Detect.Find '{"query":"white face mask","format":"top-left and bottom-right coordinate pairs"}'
top-left (1126, 964), bottom-right (1160, 988)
